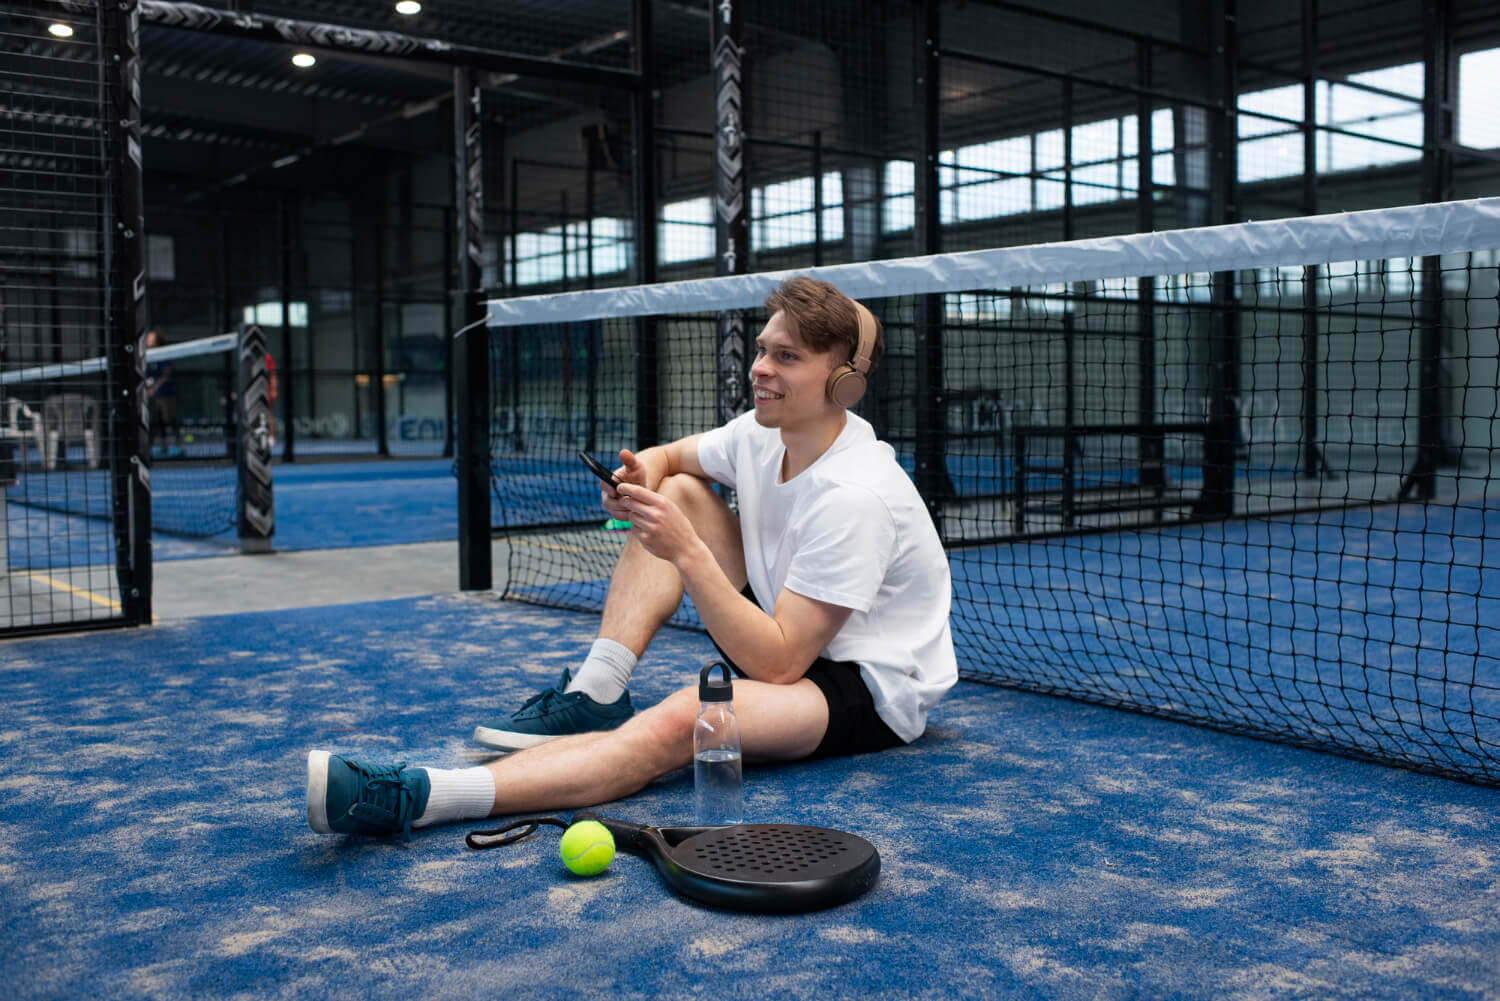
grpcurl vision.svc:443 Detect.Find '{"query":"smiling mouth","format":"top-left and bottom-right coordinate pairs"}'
top-left (753, 387), bottom-right (784, 400)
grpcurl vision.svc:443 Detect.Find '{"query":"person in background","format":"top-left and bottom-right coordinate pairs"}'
top-left (144, 329), bottom-right (177, 456)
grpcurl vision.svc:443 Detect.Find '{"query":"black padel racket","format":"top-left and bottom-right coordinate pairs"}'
top-left (574, 812), bottom-right (880, 914)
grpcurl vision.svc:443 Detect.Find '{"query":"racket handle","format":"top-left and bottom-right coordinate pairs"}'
top-left (572, 812), bottom-right (653, 852)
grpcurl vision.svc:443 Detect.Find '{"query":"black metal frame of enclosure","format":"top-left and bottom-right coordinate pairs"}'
top-left (470, 0), bottom-right (1475, 551)
top-left (454, 66), bottom-right (489, 590)
top-left (105, 0), bottom-right (153, 628)
top-left (713, 1), bottom-right (751, 428)
top-left (1403, 0), bottom-right (1459, 503)
top-left (631, 0), bottom-right (660, 454)
top-left (909, 0), bottom-right (1240, 535)
top-left (912, 0), bottom-right (949, 534)
top-left (110, 0), bottom-right (652, 592)
top-left (34, 0), bottom-right (1477, 630)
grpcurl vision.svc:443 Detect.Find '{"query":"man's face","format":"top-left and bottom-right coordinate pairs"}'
top-left (748, 310), bottom-right (841, 430)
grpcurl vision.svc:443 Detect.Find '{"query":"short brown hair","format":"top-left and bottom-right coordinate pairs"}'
top-left (764, 276), bottom-right (885, 373)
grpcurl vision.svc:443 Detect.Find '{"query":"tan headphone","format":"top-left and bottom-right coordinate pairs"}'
top-left (825, 298), bottom-right (877, 407)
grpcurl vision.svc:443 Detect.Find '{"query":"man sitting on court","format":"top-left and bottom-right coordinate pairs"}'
top-left (306, 276), bottom-right (958, 839)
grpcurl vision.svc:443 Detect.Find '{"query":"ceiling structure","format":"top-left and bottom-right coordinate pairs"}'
top-left (13, 0), bottom-right (1487, 205)
top-left (12, 0), bottom-right (877, 199)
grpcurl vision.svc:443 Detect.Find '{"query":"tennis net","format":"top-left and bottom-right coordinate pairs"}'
top-left (2, 331), bottom-right (244, 540)
top-left (484, 197), bottom-right (1500, 786)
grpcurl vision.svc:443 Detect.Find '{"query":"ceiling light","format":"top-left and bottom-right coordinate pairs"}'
top-left (291, 52), bottom-right (316, 68)
top-left (394, 1), bottom-right (422, 14)
top-left (48, 22), bottom-right (74, 37)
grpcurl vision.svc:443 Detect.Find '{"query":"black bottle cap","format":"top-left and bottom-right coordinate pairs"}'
top-left (698, 660), bottom-right (733, 702)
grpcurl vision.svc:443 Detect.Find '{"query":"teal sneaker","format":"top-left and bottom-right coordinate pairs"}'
top-left (472, 668), bottom-right (633, 751)
top-left (306, 751), bottom-right (431, 840)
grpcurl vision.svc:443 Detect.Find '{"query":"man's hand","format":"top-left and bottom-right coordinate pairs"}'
top-left (601, 447), bottom-right (665, 520)
top-left (614, 482), bottom-right (704, 566)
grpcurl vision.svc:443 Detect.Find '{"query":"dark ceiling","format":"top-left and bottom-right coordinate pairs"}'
top-left (9, 0), bottom-right (867, 198)
top-left (12, 0), bottom-right (1483, 205)
top-left (136, 0), bottom-right (659, 193)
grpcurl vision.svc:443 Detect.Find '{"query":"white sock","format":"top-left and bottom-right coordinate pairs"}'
top-left (564, 637), bottom-right (638, 704)
top-left (412, 766), bottom-right (496, 829)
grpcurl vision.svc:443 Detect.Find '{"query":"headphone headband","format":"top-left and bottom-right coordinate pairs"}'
top-left (849, 300), bottom-right (876, 378)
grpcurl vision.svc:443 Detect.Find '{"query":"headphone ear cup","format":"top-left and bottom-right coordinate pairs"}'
top-left (826, 364), bottom-right (867, 407)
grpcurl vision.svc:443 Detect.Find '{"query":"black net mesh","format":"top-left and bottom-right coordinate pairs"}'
top-left (0, 1), bottom-right (125, 631)
top-left (3, 333), bottom-right (243, 542)
top-left (486, 204), bottom-right (1500, 786)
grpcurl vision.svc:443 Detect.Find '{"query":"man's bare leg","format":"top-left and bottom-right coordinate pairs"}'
top-left (308, 674), bottom-right (831, 837)
top-left (596, 472), bottom-right (748, 657)
top-left (471, 473), bottom-right (749, 751)
top-left (477, 677), bottom-right (829, 816)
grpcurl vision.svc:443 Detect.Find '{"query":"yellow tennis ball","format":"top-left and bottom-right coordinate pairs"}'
top-left (559, 820), bottom-right (614, 877)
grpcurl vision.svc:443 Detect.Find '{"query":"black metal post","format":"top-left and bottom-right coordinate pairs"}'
top-left (278, 195), bottom-right (296, 462)
top-left (585, 140), bottom-right (597, 289)
top-left (631, 0), bottom-right (660, 447)
top-left (1402, 0), bottom-right (1456, 502)
top-left (1061, 313), bottom-right (1076, 528)
top-left (912, 0), bottom-right (950, 532)
top-left (1062, 78), bottom-right (1074, 241)
top-left (713, 0), bottom-right (750, 428)
top-left (374, 220), bottom-right (389, 456)
top-left (812, 130), bottom-right (824, 267)
top-left (236, 323), bottom-right (274, 553)
top-left (583, 147), bottom-right (599, 452)
top-left (442, 206), bottom-right (455, 458)
top-left (1136, 40), bottom-right (1163, 497)
top-left (220, 214), bottom-right (235, 334)
top-left (454, 66), bottom-right (491, 590)
top-left (1300, 0), bottom-right (1325, 480)
top-left (509, 160), bottom-right (519, 290)
top-left (560, 189), bottom-right (570, 289)
top-left (346, 221), bottom-right (362, 442)
top-left (1194, 0), bottom-right (1239, 520)
top-left (103, 0), bottom-right (151, 625)
top-left (586, 320), bottom-right (600, 454)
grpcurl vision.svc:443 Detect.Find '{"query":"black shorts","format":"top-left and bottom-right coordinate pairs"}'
top-left (708, 584), bottom-right (906, 760)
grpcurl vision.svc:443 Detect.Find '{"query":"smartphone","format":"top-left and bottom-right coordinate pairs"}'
top-left (578, 450), bottom-right (620, 489)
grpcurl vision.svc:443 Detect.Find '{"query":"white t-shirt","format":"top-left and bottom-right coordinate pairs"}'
top-left (696, 410), bottom-right (957, 742)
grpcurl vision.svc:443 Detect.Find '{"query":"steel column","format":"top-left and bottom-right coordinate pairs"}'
top-left (1194, 0), bottom-right (1239, 520)
top-left (103, 0), bottom-right (152, 624)
top-left (454, 66), bottom-right (491, 590)
top-left (1403, 0), bottom-right (1457, 501)
top-left (912, 0), bottom-right (949, 532)
top-left (713, 0), bottom-right (750, 427)
top-left (631, 0), bottom-right (659, 447)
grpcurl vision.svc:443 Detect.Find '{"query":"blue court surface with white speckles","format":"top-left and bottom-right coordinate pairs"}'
top-left (3, 591), bottom-right (1498, 1001)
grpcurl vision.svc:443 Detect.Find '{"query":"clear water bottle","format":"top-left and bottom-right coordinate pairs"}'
top-left (693, 660), bottom-right (743, 826)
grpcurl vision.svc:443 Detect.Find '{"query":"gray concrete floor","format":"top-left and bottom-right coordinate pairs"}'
top-left (152, 540), bottom-right (512, 620)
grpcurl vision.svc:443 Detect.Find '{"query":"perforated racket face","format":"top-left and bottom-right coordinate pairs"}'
top-left (675, 824), bottom-right (876, 885)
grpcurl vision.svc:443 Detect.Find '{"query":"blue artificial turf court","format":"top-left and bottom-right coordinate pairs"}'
top-left (2, 459), bottom-right (1499, 1000)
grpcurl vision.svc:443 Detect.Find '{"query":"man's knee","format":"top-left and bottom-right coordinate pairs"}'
top-left (656, 473), bottom-right (744, 582)
top-left (618, 687), bottom-right (698, 767)
top-left (657, 471), bottom-right (719, 511)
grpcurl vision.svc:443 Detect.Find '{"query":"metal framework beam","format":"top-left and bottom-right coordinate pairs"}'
top-left (97, 0), bottom-right (643, 90)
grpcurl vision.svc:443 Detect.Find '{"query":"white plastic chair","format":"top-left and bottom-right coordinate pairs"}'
top-left (41, 393), bottom-right (99, 470)
top-left (2, 397), bottom-right (46, 471)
